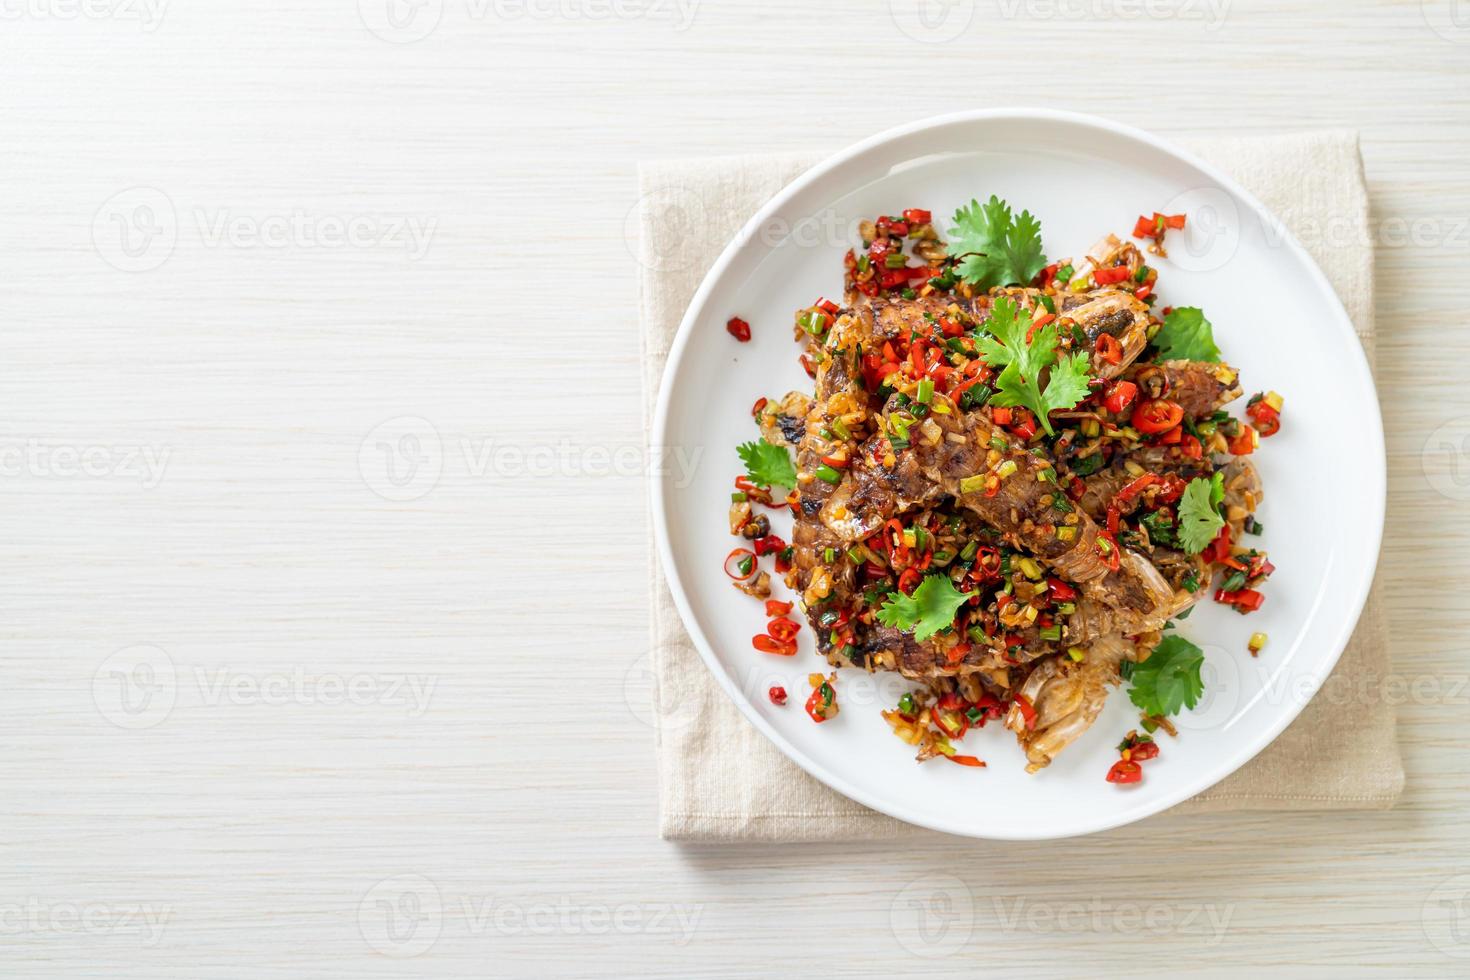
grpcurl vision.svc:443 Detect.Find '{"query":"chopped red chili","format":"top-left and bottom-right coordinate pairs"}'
top-left (768, 685), bottom-right (787, 705)
top-left (752, 634), bottom-right (797, 656)
top-left (1227, 423), bottom-right (1257, 456)
top-left (804, 677), bottom-right (836, 722)
top-left (724, 548), bottom-right (757, 581)
top-left (726, 316), bottom-right (751, 342)
top-left (1094, 333), bottom-right (1123, 365)
top-left (1129, 740), bottom-right (1160, 762)
top-left (1215, 587), bottom-right (1265, 613)
top-left (752, 534), bottom-right (786, 557)
top-left (1046, 577), bottom-right (1078, 602)
top-left (897, 567), bottom-right (923, 596)
top-left (1012, 695), bottom-right (1038, 730)
top-left (1131, 399), bottom-right (1184, 435)
top-left (1092, 266), bottom-right (1133, 286)
top-left (1202, 526), bottom-right (1233, 564)
top-left (767, 617), bottom-right (801, 643)
top-left (1102, 380), bottom-right (1139, 414)
top-left (1106, 759), bottom-right (1142, 784)
top-left (1247, 396), bottom-right (1281, 437)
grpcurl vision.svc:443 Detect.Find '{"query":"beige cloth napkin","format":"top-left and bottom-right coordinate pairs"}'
top-left (638, 131), bottom-right (1404, 842)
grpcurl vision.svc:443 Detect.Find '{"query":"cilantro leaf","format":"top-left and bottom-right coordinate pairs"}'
top-left (736, 440), bottom-right (797, 491)
top-left (1176, 472), bottom-right (1225, 554)
top-left (976, 297), bottom-right (1091, 435)
top-left (1154, 307), bottom-right (1220, 363)
top-left (948, 196), bottom-right (1048, 291)
top-left (874, 574), bottom-right (974, 643)
top-left (1126, 634), bottom-right (1206, 717)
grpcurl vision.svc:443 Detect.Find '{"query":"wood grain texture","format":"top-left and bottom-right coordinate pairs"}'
top-left (0, 0), bottom-right (1467, 975)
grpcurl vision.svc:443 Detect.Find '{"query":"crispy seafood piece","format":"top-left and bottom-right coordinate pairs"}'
top-left (896, 400), bottom-right (1168, 597)
top-left (794, 314), bottom-right (869, 517)
top-left (818, 433), bottom-right (944, 543)
top-left (788, 511), bottom-right (858, 620)
top-left (969, 285), bottom-right (1154, 381)
top-left (850, 290), bottom-right (953, 341)
top-left (1220, 457), bottom-right (1263, 537)
top-left (1006, 633), bottom-right (1138, 772)
top-left (1129, 359), bottom-right (1243, 418)
top-left (1060, 290), bottom-right (1154, 380)
top-left (758, 390), bottom-right (812, 449)
top-left (1064, 550), bottom-right (1178, 644)
top-left (1149, 546), bottom-right (1209, 602)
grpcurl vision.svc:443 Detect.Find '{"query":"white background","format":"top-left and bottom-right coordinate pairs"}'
top-left (1, 0), bottom-right (1468, 976)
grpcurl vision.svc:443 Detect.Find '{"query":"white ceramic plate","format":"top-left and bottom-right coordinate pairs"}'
top-left (651, 109), bottom-right (1384, 840)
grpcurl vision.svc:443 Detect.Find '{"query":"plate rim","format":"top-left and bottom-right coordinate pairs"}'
top-left (650, 107), bottom-right (1386, 840)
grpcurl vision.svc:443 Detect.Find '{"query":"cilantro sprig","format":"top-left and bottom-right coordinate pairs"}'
top-left (948, 196), bottom-right (1048, 291)
top-left (736, 440), bottom-right (797, 492)
top-left (1126, 635), bottom-right (1206, 717)
top-left (973, 296), bottom-right (1091, 436)
top-left (1176, 472), bottom-right (1226, 554)
top-left (1153, 307), bottom-right (1220, 363)
top-left (874, 574), bottom-right (974, 643)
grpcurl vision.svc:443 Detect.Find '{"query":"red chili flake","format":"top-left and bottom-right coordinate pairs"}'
top-left (1106, 759), bottom-right (1142, 784)
top-left (726, 316), bottom-right (751, 342)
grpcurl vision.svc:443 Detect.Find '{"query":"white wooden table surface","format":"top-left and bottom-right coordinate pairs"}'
top-left (1, 1), bottom-right (1468, 976)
